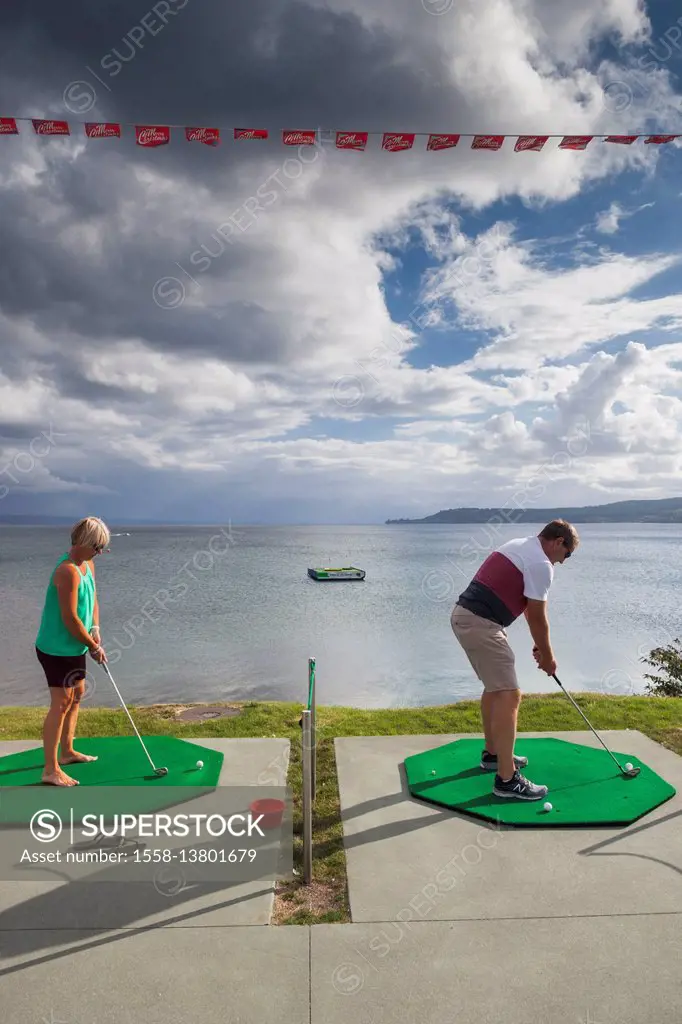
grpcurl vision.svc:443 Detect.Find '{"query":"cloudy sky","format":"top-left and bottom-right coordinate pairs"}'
top-left (1, 0), bottom-right (682, 524)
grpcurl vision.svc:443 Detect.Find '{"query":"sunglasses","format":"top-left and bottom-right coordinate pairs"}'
top-left (562, 539), bottom-right (572, 558)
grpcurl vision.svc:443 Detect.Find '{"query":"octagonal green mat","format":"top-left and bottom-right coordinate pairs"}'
top-left (0, 736), bottom-right (223, 825)
top-left (404, 738), bottom-right (676, 826)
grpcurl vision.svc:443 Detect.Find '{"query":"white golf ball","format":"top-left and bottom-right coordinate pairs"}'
top-left (543, 802), bottom-right (553, 812)
top-left (625, 763), bottom-right (633, 772)
top-left (431, 770), bottom-right (436, 775)
top-left (196, 760), bottom-right (204, 769)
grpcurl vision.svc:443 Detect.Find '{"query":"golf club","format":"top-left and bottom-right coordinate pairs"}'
top-left (100, 663), bottom-right (168, 776)
top-left (552, 673), bottom-right (640, 778)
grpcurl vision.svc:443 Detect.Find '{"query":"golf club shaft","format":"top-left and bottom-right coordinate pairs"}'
top-left (101, 663), bottom-right (159, 772)
top-left (552, 674), bottom-right (626, 773)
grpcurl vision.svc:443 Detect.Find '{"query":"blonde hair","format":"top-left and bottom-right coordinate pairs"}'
top-left (70, 516), bottom-right (111, 549)
top-left (538, 519), bottom-right (580, 553)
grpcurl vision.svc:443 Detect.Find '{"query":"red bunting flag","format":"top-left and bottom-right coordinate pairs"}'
top-left (336, 131), bottom-right (368, 150)
top-left (559, 136), bottom-right (593, 150)
top-left (427, 133), bottom-right (460, 150)
top-left (472, 135), bottom-right (504, 150)
top-left (32, 119), bottom-right (70, 136)
top-left (283, 130), bottom-right (316, 145)
top-left (135, 125), bottom-right (170, 147)
top-left (382, 133), bottom-right (415, 151)
top-left (185, 127), bottom-right (220, 146)
top-left (7, 120), bottom-right (682, 155)
top-left (85, 123), bottom-right (121, 138)
top-left (514, 135), bottom-right (548, 152)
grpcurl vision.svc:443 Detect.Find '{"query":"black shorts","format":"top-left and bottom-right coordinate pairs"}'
top-left (36, 646), bottom-right (86, 688)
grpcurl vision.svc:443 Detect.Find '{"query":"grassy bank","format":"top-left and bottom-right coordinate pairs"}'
top-left (2, 694), bottom-right (680, 924)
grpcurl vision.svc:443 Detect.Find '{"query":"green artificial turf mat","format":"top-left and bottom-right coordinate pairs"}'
top-left (404, 737), bottom-right (676, 827)
top-left (0, 736), bottom-right (223, 825)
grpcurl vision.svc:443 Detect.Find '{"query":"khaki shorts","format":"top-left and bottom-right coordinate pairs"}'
top-left (450, 605), bottom-right (519, 692)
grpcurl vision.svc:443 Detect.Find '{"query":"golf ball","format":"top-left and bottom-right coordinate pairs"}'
top-left (625, 763), bottom-right (633, 772)
top-left (196, 760), bottom-right (204, 769)
top-left (431, 770), bottom-right (436, 775)
top-left (543, 802), bottom-right (553, 812)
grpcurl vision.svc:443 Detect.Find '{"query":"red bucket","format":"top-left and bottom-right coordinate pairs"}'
top-left (249, 798), bottom-right (286, 829)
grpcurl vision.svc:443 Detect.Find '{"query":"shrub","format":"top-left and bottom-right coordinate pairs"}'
top-left (641, 639), bottom-right (682, 697)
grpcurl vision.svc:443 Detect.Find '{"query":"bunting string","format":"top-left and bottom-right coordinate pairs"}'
top-left (0, 118), bottom-right (679, 150)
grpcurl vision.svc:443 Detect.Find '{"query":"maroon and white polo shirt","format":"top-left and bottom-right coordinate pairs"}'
top-left (457, 535), bottom-right (553, 627)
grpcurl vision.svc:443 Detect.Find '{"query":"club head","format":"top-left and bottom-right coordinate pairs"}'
top-left (623, 767), bottom-right (640, 778)
top-left (155, 767), bottom-right (169, 777)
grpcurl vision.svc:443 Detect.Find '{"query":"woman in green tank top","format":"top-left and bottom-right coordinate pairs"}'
top-left (36, 517), bottom-right (110, 786)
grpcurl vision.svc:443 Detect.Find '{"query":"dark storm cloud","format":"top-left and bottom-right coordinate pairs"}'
top-left (0, 141), bottom-right (309, 373)
top-left (0, 1), bottom-right (448, 165)
top-left (0, 0), bottom-right (462, 383)
top-left (0, 423), bottom-right (48, 443)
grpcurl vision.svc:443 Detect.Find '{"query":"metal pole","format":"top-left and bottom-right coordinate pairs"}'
top-left (309, 657), bottom-right (317, 801)
top-left (301, 709), bottom-right (313, 884)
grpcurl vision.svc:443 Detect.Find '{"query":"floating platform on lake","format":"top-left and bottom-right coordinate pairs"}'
top-left (307, 566), bottom-right (366, 581)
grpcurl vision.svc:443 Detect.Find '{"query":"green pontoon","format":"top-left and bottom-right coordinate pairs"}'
top-left (307, 567), bottom-right (366, 581)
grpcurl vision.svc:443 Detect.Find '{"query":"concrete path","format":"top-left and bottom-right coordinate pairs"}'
top-left (334, 730), bottom-right (682, 922)
top-left (327, 730), bottom-right (682, 1021)
top-left (0, 927), bottom-right (310, 1024)
top-left (1, 730), bottom-right (680, 1023)
top-left (311, 917), bottom-right (681, 1024)
top-left (1, 917), bottom-right (679, 1024)
top-left (0, 738), bottom-right (291, 940)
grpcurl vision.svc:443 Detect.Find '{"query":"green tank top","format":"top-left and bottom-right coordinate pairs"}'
top-left (36, 554), bottom-right (96, 657)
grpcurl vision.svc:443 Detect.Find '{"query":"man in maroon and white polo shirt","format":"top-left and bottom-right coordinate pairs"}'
top-left (451, 519), bottom-right (579, 800)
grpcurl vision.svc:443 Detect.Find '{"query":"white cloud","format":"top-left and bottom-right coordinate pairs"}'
top-left (420, 231), bottom-right (682, 370)
top-left (596, 201), bottom-right (627, 233)
top-left (595, 200), bottom-right (655, 233)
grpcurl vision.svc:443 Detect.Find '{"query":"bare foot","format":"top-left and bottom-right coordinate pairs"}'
top-left (59, 752), bottom-right (98, 765)
top-left (42, 769), bottom-right (79, 787)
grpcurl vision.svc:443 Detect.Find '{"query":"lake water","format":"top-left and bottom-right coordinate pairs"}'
top-left (1, 523), bottom-right (680, 709)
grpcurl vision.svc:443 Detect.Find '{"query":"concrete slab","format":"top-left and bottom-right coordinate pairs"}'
top-left (311, 918), bottom-right (682, 1024)
top-left (335, 731), bottom-right (682, 922)
top-left (0, 738), bottom-right (291, 943)
top-left (0, 926), bottom-right (309, 1024)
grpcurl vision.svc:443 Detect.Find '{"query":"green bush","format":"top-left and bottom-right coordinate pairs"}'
top-left (641, 639), bottom-right (682, 697)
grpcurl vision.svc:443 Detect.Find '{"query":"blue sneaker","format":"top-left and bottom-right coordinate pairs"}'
top-left (480, 750), bottom-right (528, 772)
top-left (493, 770), bottom-right (548, 801)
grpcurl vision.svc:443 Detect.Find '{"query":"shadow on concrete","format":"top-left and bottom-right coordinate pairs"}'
top-left (318, 761), bottom-right (490, 828)
top-left (577, 807), bottom-right (682, 877)
top-left (578, 807), bottom-right (682, 851)
top-left (315, 761), bottom-right (506, 858)
top-left (0, 825), bottom-right (286, 963)
top-left (0, 882), bottom-right (271, 974)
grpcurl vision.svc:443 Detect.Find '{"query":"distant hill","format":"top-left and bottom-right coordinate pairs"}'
top-left (386, 497), bottom-right (682, 524)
